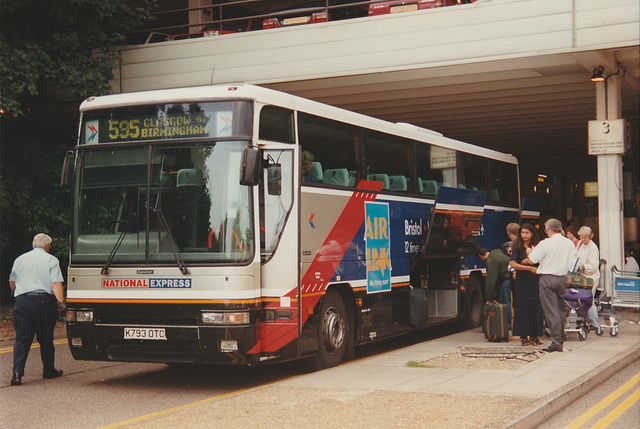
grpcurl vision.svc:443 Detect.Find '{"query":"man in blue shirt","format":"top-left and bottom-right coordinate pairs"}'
top-left (9, 233), bottom-right (65, 386)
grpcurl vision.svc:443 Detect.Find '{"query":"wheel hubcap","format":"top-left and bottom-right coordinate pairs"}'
top-left (322, 307), bottom-right (345, 351)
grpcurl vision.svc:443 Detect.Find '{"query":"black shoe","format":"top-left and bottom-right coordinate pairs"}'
top-left (542, 345), bottom-right (563, 353)
top-left (10, 373), bottom-right (22, 386)
top-left (43, 368), bottom-right (63, 379)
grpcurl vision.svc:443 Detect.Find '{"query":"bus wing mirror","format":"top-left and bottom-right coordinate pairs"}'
top-left (267, 164), bottom-right (281, 196)
top-left (60, 150), bottom-right (75, 188)
top-left (240, 146), bottom-right (261, 186)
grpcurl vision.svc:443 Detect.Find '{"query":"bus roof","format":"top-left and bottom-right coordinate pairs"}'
top-left (80, 84), bottom-right (517, 164)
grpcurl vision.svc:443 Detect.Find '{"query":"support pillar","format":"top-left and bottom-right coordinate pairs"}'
top-left (595, 75), bottom-right (624, 294)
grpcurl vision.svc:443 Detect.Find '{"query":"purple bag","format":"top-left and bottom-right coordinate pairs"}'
top-left (564, 287), bottom-right (593, 305)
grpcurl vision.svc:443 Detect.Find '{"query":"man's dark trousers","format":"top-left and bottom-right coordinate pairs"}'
top-left (539, 274), bottom-right (567, 349)
top-left (13, 294), bottom-right (58, 376)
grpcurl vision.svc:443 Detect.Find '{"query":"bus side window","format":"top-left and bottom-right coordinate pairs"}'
top-left (298, 112), bottom-right (360, 188)
top-left (364, 130), bottom-right (411, 193)
top-left (259, 106), bottom-right (294, 143)
top-left (415, 144), bottom-right (448, 195)
top-left (458, 153), bottom-right (488, 192)
top-left (488, 159), bottom-right (519, 207)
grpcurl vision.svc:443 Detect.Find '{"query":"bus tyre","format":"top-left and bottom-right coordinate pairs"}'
top-left (313, 290), bottom-right (347, 370)
top-left (465, 276), bottom-right (483, 328)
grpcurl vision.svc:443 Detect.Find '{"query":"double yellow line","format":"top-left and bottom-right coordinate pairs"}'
top-left (0, 338), bottom-right (67, 354)
top-left (564, 370), bottom-right (640, 429)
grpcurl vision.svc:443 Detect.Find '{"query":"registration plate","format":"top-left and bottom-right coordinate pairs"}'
top-left (283, 16), bottom-right (309, 26)
top-left (391, 4), bottom-right (418, 13)
top-left (124, 327), bottom-right (166, 340)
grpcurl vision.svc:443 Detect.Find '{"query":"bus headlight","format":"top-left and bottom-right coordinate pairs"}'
top-left (201, 311), bottom-right (249, 325)
top-left (66, 310), bottom-right (94, 322)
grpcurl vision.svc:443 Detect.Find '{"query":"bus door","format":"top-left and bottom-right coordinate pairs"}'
top-left (257, 147), bottom-right (299, 359)
top-left (412, 187), bottom-right (486, 321)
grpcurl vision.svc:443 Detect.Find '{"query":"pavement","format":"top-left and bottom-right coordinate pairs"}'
top-left (2, 309), bottom-right (638, 428)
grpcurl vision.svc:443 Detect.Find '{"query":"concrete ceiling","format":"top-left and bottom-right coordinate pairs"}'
top-left (265, 47), bottom-right (639, 179)
top-left (114, 0), bottom-right (640, 181)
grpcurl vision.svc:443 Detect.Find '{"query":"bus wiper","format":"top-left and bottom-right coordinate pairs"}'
top-left (154, 207), bottom-right (190, 275)
top-left (101, 213), bottom-right (137, 275)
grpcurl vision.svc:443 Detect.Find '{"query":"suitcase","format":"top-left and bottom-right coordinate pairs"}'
top-left (482, 303), bottom-right (509, 342)
top-left (565, 273), bottom-right (594, 289)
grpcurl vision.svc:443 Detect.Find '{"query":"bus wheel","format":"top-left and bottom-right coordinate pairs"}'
top-left (465, 276), bottom-right (483, 328)
top-left (313, 290), bottom-right (347, 370)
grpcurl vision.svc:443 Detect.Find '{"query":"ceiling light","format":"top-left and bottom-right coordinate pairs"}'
top-left (590, 66), bottom-right (605, 82)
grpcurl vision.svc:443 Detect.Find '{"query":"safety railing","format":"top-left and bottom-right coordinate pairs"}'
top-left (126, 0), bottom-right (471, 45)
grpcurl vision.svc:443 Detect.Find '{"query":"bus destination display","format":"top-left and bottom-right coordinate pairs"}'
top-left (84, 112), bottom-right (214, 144)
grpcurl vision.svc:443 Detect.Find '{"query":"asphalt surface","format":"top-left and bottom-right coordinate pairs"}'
top-left (2, 308), bottom-right (638, 428)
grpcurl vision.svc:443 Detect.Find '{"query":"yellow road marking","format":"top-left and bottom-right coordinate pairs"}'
top-left (563, 370), bottom-right (640, 429)
top-left (0, 339), bottom-right (67, 354)
top-left (589, 386), bottom-right (640, 429)
top-left (98, 373), bottom-right (302, 429)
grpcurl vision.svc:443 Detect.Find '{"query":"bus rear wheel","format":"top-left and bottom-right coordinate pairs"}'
top-left (465, 275), bottom-right (483, 328)
top-left (311, 290), bottom-right (347, 370)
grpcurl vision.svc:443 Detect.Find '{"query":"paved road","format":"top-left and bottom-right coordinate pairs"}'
top-left (2, 316), bottom-right (637, 429)
top-left (542, 358), bottom-right (640, 429)
top-left (0, 324), bottom-right (457, 428)
top-left (0, 339), bottom-right (303, 429)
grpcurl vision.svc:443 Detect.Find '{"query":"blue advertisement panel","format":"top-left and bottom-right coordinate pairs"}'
top-left (365, 201), bottom-right (391, 294)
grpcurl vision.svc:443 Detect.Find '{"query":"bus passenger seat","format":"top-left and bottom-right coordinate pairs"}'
top-left (491, 188), bottom-right (500, 201)
top-left (422, 180), bottom-right (438, 195)
top-left (348, 170), bottom-right (357, 186)
top-left (177, 168), bottom-right (202, 187)
top-left (323, 168), bottom-right (349, 186)
top-left (389, 175), bottom-right (407, 192)
top-left (458, 183), bottom-right (466, 189)
top-left (368, 173), bottom-right (390, 190)
top-left (310, 162), bottom-right (323, 182)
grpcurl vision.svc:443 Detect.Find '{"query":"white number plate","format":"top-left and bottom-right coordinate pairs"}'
top-left (391, 4), bottom-right (418, 13)
top-left (283, 16), bottom-right (309, 26)
top-left (124, 327), bottom-right (166, 340)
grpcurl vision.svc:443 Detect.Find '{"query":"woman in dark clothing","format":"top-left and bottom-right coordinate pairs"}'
top-left (510, 223), bottom-right (544, 346)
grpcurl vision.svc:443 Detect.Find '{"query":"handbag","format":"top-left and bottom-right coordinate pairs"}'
top-left (565, 273), bottom-right (593, 289)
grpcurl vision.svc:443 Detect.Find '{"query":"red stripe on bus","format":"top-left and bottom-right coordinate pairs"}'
top-left (250, 182), bottom-right (383, 354)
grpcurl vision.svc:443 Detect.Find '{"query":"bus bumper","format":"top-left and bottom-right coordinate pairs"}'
top-left (66, 323), bottom-right (260, 365)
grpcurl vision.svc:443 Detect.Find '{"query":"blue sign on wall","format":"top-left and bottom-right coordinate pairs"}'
top-left (365, 202), bottom-right (391, 294)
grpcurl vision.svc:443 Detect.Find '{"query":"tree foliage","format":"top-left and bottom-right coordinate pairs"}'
top-left (0, 0), bottom-right (154, 116)
top-left (0, 0), bottom-right (155, 305)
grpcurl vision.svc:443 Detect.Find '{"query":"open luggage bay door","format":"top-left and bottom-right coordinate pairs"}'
top-left (422, 186), bottom-right (487, 259)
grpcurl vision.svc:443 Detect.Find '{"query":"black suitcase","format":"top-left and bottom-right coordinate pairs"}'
top-left (482, 303), bottom-right (509, 342)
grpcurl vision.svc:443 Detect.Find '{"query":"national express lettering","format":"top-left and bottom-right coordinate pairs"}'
top-left (101, 278), bottom-right (192, 288)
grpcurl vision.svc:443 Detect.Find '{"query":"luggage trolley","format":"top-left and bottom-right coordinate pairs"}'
top-left (597, 263), bottom-right (640, 337)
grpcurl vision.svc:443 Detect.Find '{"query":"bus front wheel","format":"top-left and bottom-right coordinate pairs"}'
top-left (311, 290), bottom-right (347, 370)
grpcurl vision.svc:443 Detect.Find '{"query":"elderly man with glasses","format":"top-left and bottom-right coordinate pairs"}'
top-left (522, 219), bottom-right (575, 352)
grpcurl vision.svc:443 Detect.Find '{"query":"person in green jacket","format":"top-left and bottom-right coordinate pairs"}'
top-left (475, 242), bottom-right (512, 329)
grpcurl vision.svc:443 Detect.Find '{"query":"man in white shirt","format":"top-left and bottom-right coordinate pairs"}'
top-left (524, 219), bottom-right (575, 352)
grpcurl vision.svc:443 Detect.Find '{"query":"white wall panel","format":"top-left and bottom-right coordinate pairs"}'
top-left (111, 0), bottom-right (637, 94)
